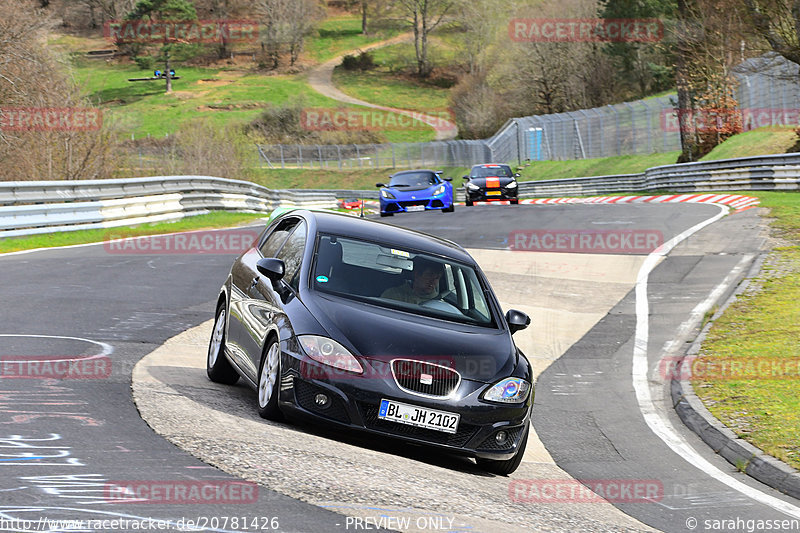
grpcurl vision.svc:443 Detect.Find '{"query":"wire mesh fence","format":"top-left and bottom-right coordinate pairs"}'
top-left (243, 56), bottom-right (799, 170)
top-left (255, 140), bottom-right (492, 170)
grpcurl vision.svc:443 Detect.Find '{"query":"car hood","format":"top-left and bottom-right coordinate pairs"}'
top-left (468, 177), bottom-right (515, 188)
top-left (304, 293), bottom-right (516, 383)
top-left (388, 184), bottom-right (439, 197)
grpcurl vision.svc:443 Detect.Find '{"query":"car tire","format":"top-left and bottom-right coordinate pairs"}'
top-left (257, 337), bottom-right (283, 420)
top-left (207, 302), bottom-right (240, 385)
top-left (476, 425), bottom-right (529, 476)
top-left (465, 199), bottom-right (473, 207)
top-left (380, 212), bottom-right (393, 217)
top-left (511, 199), bottom-right (519, 205)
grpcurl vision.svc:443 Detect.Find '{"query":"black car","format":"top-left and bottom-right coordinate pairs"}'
top-left (207, 210), bottom-right (533, 474)
top-left (463, 163), bottom-right (520, 206)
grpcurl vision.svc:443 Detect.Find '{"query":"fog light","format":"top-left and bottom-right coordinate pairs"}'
top-left (314, 393), bottom-right (330, 408)
top-left (495, 431), bottom-right (508, 445)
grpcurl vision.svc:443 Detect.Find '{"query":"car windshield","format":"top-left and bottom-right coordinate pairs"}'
top-left (472, 165), bottom-right (512, 178)
top-left (389, 172), bottom-right (439, 188)
top-left (312, 234), bottom-right (496, 327)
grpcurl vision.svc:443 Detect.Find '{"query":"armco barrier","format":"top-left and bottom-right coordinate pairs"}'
top-left (2, 153), bottom-right (799, 237)
top-left (0, 176), bottom-right (336, 238)
top-left (291, 154), bottom-right (800, 202)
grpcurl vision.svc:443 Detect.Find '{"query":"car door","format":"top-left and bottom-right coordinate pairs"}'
top-left (244, 219), bottom-right (308, 374)
top-left (227, 217), bottom-right (300, 383)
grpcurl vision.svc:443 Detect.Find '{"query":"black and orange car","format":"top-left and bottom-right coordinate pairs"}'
top-left (462, 164), bottom-right (520, 206)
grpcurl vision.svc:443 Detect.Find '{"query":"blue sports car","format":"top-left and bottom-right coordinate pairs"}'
top-left (376, 169), bottom-right (454, 217)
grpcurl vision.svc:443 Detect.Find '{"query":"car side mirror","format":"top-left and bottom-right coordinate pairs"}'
top-left (461, 176), bottom-right (469, 180)
top-left (443, 177), bottom-right (452, 181)
top-left (505, 309), bottom-right (530, 334)
top-left (514, 173), bottom-right (521, 178)
top-left (256, 257), bottom-right (285, 282)
top-left (375, 183), bottom-right (386, 188)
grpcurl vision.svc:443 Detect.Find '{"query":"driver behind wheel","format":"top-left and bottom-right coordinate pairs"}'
top-left (381, 256), bottom-right (444, 304)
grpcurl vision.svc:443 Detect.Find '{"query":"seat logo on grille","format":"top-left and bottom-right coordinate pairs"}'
top-left (420, 373), bottom-right (433, 385)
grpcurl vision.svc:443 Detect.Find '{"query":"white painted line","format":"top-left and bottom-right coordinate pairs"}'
top-left (656, 254), bottom-right (754, 376)
top-left (0, 334), bottom-right (113, 358)
top-left (632, 205), bottom-right (800, 519)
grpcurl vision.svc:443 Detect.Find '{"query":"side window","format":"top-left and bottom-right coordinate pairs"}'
top-left (277, 221), bottom-right (307, 291)
top-left (259, 218), bottom-right (299, 257)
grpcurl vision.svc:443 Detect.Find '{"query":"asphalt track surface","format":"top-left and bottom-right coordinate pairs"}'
top-left (0, 202), bottom-right (797, 532)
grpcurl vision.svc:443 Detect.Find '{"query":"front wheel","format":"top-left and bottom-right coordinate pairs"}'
top-left (465, 199), bottom-right (473, 207)
top-left (257, 338), bottom-right (283, 420)
top-left (511, 198), bottom-right (519, 205)
top-left (476, 425), bottom-right (528, 475)
top-left (207, 303), bottom-right (239, 385)
top-left (380, 212), bottom-right (393, 217)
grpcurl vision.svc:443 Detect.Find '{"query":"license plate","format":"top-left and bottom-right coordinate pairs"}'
top-left (406, 205), bottom-right (425, 212)
top-left (378, 399), bottom-right (460, 434)
top-left (486, 190), bottom-right (501, 196)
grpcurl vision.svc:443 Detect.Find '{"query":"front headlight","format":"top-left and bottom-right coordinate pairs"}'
top-left (433, 185), bottom-right (445, 195)
top-left (381, 189), bottom-right (396, 199)
top-left (298, 335), bottom-right (363, 374)
top-left (482, 377), bottom-right (531, 404)
top-left (466, 183), bottom-right (479, 191)
top-left (506, 181), bottom-right (518, 189)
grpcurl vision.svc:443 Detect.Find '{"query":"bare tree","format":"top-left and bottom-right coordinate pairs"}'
top-left (255, 0), bottom-right (324, 68)
top-left (0, 0), bottom-right (119, 180)
top-left (396, 0), bottom-right (453, 77)
top-left (743, 0), bottom-right (800, 64)
top-left (450, 0), bottom-right (506, 75)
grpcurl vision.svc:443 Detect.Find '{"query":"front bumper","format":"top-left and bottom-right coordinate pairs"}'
top-left (277, 347), bottom-right (532, 460)
top-left (380, 195), bottom-right (452, 214)
top-left (466, 188), bottom-right (518, 202)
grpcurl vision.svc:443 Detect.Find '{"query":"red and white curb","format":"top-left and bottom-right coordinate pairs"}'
top-left (459, 194), bottom-right (760, 212)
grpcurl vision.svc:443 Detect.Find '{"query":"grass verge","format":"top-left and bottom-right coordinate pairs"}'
top-left (331, 42), bottom-right (453, 113)
top-left (0, 212), bottom-right (268, 254)
top-left (692, 191), bottom-right (800, 470)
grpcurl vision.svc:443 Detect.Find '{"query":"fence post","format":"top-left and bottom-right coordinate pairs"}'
top-left (298, 144), bottom-right (303, 169)
top-left (624, 102), bottom-right (636, 154)
top-left (392, 144), bottom-right (396, 168)
top-left (641, 100), bottom-right (653, 154)
top-left (356, 144), bottom-right (361, 168)
top-left (280, 145), bottom-right (285, 169)
top-left (337, 145), bottom-right (342, 169)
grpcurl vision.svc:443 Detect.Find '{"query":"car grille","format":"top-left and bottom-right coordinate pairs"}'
top-left (398, 200), bottom-right (428, 208)
top-left (294, 380), bottom-right (350, 424)
top-left (391, 359), bottom-right (460, 398)
top-left (358, 401), bottom-right (478, 447)
top-left (476, 426), bottom-right (525, 451)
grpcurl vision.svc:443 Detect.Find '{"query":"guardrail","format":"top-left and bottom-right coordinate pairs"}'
top-left (0, 176), bottom-right (337, 238)
top-left (300, 153), bottom-right (800, 200)
top-left (2, 153), bottom-right (799, 238)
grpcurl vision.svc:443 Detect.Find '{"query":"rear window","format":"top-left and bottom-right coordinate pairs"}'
top-left (313, 234), bottom-right (496, 327)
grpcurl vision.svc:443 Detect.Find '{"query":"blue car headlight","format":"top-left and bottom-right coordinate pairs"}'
top-left (298, 335), bottom-right (363, 374)
top-left (482, 377), bottom-right (531, 404)
top-left (381, 190), bottom-right (396, 200)
top-left (433, 185), bottom-right (445, 196)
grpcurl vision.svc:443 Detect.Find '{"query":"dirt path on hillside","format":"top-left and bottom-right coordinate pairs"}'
top-left (307, 33), bottom-right (458, 141)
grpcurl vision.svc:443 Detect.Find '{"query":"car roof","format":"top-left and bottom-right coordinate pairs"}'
top-left (289, 210), bottom-right (474, 264)
top-left (472, 163), bottom-right (510, 168)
